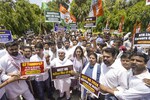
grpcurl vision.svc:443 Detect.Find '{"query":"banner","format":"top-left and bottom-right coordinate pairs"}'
top-left (21, 61), bottom-right (44, 76)
top-left (45, 11), bottom-right (61, 22)
top-left (80, 74), bottom-right (100, 98)
top-left (54, 23), bottom-right (67, 32)
top-left (51, 65), bottom-right (73, 80)
top-left (134, 32), bottom-right (150, 47)
top-left (0, 30), bottom-right (13, 43)
top-left (146, 0), bottom-right (150, 5)
top-left (84, 17), bottom-right (96, 27)
top-left (70, 23), bottom-right (78, 30)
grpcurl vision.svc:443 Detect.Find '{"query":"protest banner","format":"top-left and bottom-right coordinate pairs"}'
top-left (51, 65), bottom-right (73, 80)
top-left (0, 30), bottom-right (13, 43)
top-left (21, 61), bottom-right (44, 76)
top-left (45, 11), bottom-right (61, 22)
top-left (134, 32), bottom-right (150, 47)
top-left (70, 23), bottom-right (78, 30)
top-left (80, 74), bottom-right (100, 98)
top-left (84, 17), bottom-right (96, 28)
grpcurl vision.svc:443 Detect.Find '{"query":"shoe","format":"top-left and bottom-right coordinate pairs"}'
top-left (49, 96), bottom-right (55, 100)
top-left (67, 98), bottom-right (71, 100)
top-left (57, 94), bottom-right (65, 100)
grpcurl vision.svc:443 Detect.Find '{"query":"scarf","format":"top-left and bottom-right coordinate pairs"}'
top-left (82, 62), bottom-right (99, 81)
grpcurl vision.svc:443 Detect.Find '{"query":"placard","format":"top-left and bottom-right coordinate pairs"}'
top-left (0, 30), bottom-right (13, 43)
top-left (80, 74), bottom-right (100, 98)
top-left (51, 65), bottom-right (73, 80)
top-left (134, 32), bottom-right (150, 46)
top-left (21, 61), bottom-right (44, 76)
top-left (45, 11), bottom-right (61, 22)
top-left (84, 17), bottom-right (96, 27)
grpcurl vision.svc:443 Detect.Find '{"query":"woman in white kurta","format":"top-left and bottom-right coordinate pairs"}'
top-left (51, 49), bottom-right (73, 100)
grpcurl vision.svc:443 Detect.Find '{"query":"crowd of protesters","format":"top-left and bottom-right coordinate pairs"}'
top-left (0, 30), bottom-right (150, 100)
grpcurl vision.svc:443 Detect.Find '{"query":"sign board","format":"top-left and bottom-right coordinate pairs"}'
top-left (80, 74), bottom-right (100, 98)
top-left (69, 23), bottom-right (78, 30)
top-left (146, 0), bottom-right (150, 5)
top-left (134, 32), bottom-right (150, 46)
top-left (0, 30), bottom-right (13, 43)
top-left (21, 61), bottom-right (44, 76)
top-left (54, 23), bottom-right (66, 32)
top-left (45, 11), bottom-right (61, 22)
top-left (51, 65), bottom-right (73, 80)
top-left (84, 17), bottom-right (96, 28)
top-left (0, 26), bottom-right (6, 30)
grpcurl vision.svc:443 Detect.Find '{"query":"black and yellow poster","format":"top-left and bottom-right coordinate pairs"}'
top-left (80, 74), bottom-right (100, 98)
top-left (51, 65), bottom-right (73, 80)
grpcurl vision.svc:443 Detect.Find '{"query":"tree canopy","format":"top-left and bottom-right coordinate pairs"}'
top-left (0, 0), bottom-right (150, 36)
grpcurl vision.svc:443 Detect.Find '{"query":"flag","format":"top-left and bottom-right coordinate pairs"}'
top-left (118, 16), bottom-right (125, 33)
top-left (105, 19), bottom-right (109, 29)
top-left (59, 4), bottom-right (68, 14)
top-left (41, 0), bottom-right (49, 10)
top-left (146, 22), bottom-right (150, 32)
top-left (70, 14), bottom-right (76, 22)
top-left (146, 0), bottom-right (150, 5)
top-left (136, 22), bottom-right (141, 33)
top-left (96, 0), bottom-right (103, 17)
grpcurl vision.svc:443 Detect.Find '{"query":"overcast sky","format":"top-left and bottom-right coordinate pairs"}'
top-left (29, 0), bottom-right (42, 7)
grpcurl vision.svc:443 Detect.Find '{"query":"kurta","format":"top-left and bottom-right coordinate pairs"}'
top-left (51, 58), bottom-right (73, 93)
top-left (0, 53), bottom-right (29, 99)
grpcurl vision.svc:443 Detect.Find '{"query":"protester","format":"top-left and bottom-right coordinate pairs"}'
top-left (99, 47), bottom-right (128, 100)
top-left (70, 46), bottom-right (87, 91)
top-left (30, 42), bottom-right (55, 100)
top-left (81, 53), bottom-right (101, 100)
top-left (100, 52), bottom-right (150, 99)
top-left (0, 41), bottom-right (35, 100)
top-left (50, 49), bottom-right (73, 100)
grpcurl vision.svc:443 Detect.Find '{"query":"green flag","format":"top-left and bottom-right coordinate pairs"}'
top-left (41, 0), bottom-right (49, 10)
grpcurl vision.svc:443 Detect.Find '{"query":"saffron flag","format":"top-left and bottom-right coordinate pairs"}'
top-left (118, 16), bottom-right (125, 33)
top-left (146, 22), bottom-right (150, 32)
top-left (146, 0), bottom-right (150, 5)
top-left (136, 22), bottom-right (142, 33)
top-left (59, 4), bottom-right (68, 14)
top-left (70, 14), bottom-right (76, 22)
top-left (96, 0), bottom-right (103, 17)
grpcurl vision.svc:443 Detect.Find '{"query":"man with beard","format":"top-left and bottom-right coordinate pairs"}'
top-left (0, 41), bottom-right (35, 100)
top-left (99, 47), bottom-right (128, 100)
top-left (100, 52), bottom-right (150, 99)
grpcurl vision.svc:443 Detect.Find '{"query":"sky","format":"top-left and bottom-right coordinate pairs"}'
top-left (29, 0), bottom-right (42, 8)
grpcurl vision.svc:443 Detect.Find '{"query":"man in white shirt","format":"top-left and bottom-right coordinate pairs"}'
top-left (100, 52), bottom-right (150, 100)
top-left (100, 47), bottom-right (128, 99)
top-left (30, 42), bottom-right (55, 100)
top-left (0, 41), bottom-right (35, 100)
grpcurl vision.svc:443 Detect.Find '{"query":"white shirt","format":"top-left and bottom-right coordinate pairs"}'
top-left (100, 61), bottom-right (128, 93)
top-left (0, 49), bottom-right (7, 59)
top-left (114, 70), bottom-right (150, 100)
top-left (0, 67), bottom-right (5, 98)
top-left (30, 54), bottom-right (50, 81)
top-left (0, 53), bottom-right (29, 99)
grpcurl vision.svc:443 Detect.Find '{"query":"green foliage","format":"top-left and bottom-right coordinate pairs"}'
top-left (0, 0), bottom-right (41, 36)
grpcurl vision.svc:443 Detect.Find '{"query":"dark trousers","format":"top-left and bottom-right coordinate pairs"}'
top-left (0, 93), bottom-right (7, 100)
top-left (148, 68), bottom-right (150, 73)
top-left (32, 78), bottom-right (53, 100)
